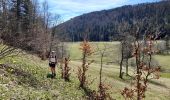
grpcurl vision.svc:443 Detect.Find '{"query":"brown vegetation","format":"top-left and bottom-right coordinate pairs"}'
top-left (77, 40), bottom-right (93, 88)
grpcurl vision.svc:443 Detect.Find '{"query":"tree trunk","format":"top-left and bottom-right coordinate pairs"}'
top-left (119, 43), bottom-right (124, 79)
top-left (16, 0), bottom-right (21, 36)
top-left (99, 53), bottom-right (104, 87)
top-left (80, 51), bottom-right (86, 88)
top-left (165, 35), bottom-right (169, 54)
top-left (125, 58), bottom-right (129, 76)
top-left (135, 41), bottom-right (141, 100)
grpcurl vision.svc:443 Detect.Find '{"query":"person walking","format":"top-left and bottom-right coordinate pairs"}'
top-left (49, 51), bottom-right (57, 78)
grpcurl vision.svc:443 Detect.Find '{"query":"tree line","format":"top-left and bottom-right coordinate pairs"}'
top-left (56, 1), bottom-right (170, 42)
top-left (0, 0), bottom-right (61, 60)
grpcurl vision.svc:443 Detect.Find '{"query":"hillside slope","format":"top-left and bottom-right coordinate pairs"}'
top-left (0, 53), bottom-right (85, 99)
top-left (56, 1), bottom-right (170, 41)
top-left (0, 43), bottom-right (170, 99)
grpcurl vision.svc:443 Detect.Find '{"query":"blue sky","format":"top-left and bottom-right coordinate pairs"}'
top-left (38, 0), bottom-right (160, 22)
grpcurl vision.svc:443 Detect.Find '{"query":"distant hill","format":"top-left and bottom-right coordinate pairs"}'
top-left (55, 1), bottom-right (170, 41)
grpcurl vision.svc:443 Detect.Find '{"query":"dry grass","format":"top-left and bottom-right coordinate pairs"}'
top-left (0, 42), bottom-right (170, 99)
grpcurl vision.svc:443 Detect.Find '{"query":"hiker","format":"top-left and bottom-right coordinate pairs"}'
top-left (49, 51), bottom-right (57, 77)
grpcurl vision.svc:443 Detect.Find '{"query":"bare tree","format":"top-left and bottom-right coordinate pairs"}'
top-left (49, 14), bottom-right (61, 53)
top-left (165, 35), bottom-right (170, 54)
top-left (117, 21), bottom-right (134, 78)
top-left (121, 20), bottom-right (161, 100)
top-left (96, 44), bottom-right (112, 100)
top-left (0, 0), bottom-right (60, 60)
top-left (0, 0), bottom-right (21, 60)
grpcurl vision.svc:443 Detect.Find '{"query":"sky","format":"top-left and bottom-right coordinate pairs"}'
top-left (38, 0), bottom-right (160, 22)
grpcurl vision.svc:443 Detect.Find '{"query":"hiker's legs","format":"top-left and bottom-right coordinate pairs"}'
top-left (50, 67), bottom-right (56, 77)
top-left (52, 67), bottom-right (56, 76)
top-left (50, 67), bottom-right (53, 74)
top-left (51, 67), bottom-right (54, 73)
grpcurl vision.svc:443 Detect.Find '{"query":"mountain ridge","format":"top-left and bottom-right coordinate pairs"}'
top-left (56, 1), bottom-right (170, 41)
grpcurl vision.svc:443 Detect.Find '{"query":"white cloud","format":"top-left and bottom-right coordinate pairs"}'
top-left (38, 0), bottom-right (159, 21)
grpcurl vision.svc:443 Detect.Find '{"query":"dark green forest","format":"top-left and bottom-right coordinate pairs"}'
top-left (56, 1), bottom-right (170, 41)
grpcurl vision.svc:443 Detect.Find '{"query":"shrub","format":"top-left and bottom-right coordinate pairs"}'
top-left (77, 40), bottom-right (93, 88)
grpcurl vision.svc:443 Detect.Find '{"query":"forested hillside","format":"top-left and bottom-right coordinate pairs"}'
top-left (0, 0), bottom-right (61, 60)
top-left (56, 1), bottom-right (170, 41)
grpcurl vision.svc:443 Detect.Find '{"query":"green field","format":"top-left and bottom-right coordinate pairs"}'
top-left (0, 42), bottom-right (170, 99)
top-left (67, 42), bottom-right (170, 78)
top-left (67, 42), bottom-right (120, 63)
top-left (154, 55), bottom-right (170, 78)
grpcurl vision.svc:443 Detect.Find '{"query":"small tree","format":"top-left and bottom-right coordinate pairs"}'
top-left (62, 57), bottom-right (71, 81)
top-left (95, 44), bottom-right (113, 100)
top-left (77, 40), bottom-right (93, 88)
top-left (121, 31), bottom-right (160, 100)
top-left (118, 21), bottom-right (134, 78)
top-left (119, 39), bottom-right (125, 79)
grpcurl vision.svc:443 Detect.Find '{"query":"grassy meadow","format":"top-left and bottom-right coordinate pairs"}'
top-left (66, 42), bottom-right (120, 63)
top-left (0, 42), bottom-right (170, 99)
